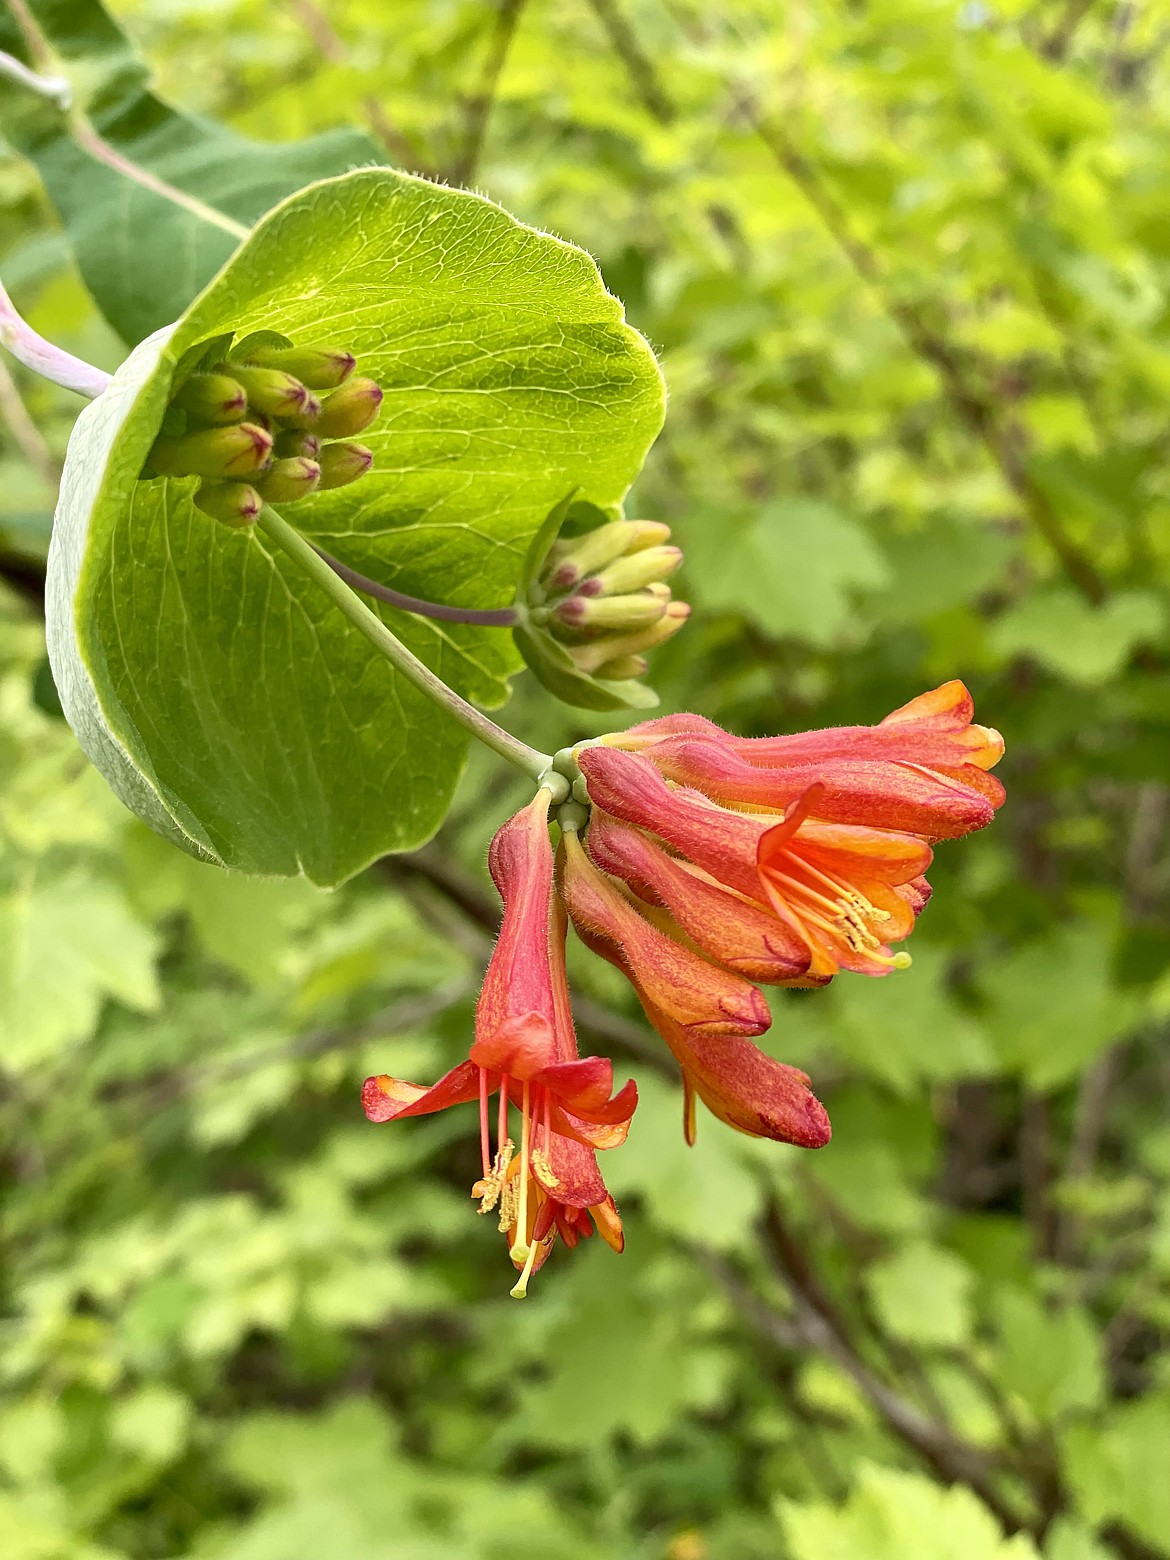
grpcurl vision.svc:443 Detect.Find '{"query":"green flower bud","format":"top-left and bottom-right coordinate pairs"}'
top-left (274, 429), bottom-right (320, 459)
top-left (581, 545), bottom-right (682, 597)
top-left (313, 378), bottom-right (384, 438)
top-left (147, 421), bottom-right (273, 479)
top-left (316, 441), bottom-right (374, 490)
top-left (543, 521), bottom-right (642, 592)
top-left (622, 520), bottom-right (673, 553)
top-left (553, 591), bottom-right (668, 632)
top-left (242, 344), bottom-right (357, 389)
top-left (171, 371), bottom-right (248, 426)
top-left (193, 481), bottom-right (261, 527)
top-left (225, 364), bottom-right (322, 422)
top-left (252, 457), bottom-right (321, 504)
top-left (590, 653), bottom-right (648, 680)
top-left (570, 600), bottom-right (690, 673)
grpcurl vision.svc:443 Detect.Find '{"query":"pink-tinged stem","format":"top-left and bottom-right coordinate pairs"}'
top-left (0, 277), bottom-right (111, 399)
top-left (315, 548), bottom-right (518, 627)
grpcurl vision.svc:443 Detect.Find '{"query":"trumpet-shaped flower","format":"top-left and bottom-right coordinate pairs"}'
top-left (613, 680), bottom-right (1004, 838)
top-left (559, 826), bottom-right (831, 1148)
top-left (363, 790), bottom-right (634, 1295)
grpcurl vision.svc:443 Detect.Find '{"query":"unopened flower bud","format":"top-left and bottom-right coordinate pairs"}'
top-left (252, 457), bottom-right (321, 504)
top-left (172, 371), bottom-right (247, 426)
top-left (148, 421), bottom-right (273, 479)
top-left (316, 441), bottom-right (374, 490)
top-left (586, 545), bottom-right (682, 597)
top-left (274, 429), bottom-right (320, 459)
top-left (544, 521), bottom-right (642, 592)
top-left (193, 481), bottom-right (261, 527)
top-left (645, 581), bottom-right (673, 602)
top-left (622, 520), bottom-right (673, 553)
top-left (591, 653), bottom-right (649, 680)
top-left (554, 591), bottom-right (668, 632)
top-left (242, 344), bottom-right (357, 389)
top-left (225, 364), bottom-right (321, 422)
top-left (312, 378), bottom-right (383, 438)
top-left (571, 600), bottom-right (690, 672)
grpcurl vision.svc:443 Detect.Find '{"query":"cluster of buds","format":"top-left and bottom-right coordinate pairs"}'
top-left (514, 506), bottom-right (690, 712)
top-left (362, 680), bottom-right (1006, 1295)
top-left (143, 334), bottom-right (383, 526)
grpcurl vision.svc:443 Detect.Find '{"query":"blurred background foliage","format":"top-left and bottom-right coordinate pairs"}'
top-left (2, 0), bottom-right (1170, 1556)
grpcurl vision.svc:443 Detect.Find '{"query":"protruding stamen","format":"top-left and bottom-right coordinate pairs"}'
top-left (509, 1230), bottom-right (541, 1299)
top-left (509, 1082), bottom-right (533, 1263)
top-left (478, 1066), bottom-right (491, 1178)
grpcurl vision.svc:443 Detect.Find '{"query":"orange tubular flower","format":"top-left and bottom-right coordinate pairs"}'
top-left (362, 790), bottom-right (634, 1296)
top-left (614, 680), bottom-right (1005, 836)
top-left (559, 825), bottom-right (831, 1148)
top-left (563, 681), bottom-right (1004, 1140)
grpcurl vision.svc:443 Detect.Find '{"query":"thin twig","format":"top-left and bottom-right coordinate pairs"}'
top-left (282, 0), bottom-right (431, 171)
top-left (1041, 0), bottom-right (1099, 60)
top-left (1019, 1093), bottom-right (1056, 1259)
top-left (738, 98), bottom-right (1108, 604)
top-left (451, 0), bottom-right (528, 186)
top-left (585, 0), bottom-right (674, 124)
top-left (0, 353), bottom-right (59, 482)
top-left (759, 1200), bottom-right (1033, 1534)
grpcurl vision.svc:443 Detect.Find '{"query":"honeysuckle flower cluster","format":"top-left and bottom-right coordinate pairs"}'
top-left (364, 680), bottom-right (1004, 1296)
top-left (144, 336), bottom-right (382, 525)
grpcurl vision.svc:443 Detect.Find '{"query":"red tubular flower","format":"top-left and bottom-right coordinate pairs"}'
top-left (578, 744), bottom-right (933, 978)
top-left (559, 826), bottom-right (830, 1148)
top-left (362, 790), bottom-right (634, 1296)
top-left (617, 680), bottom-right (1005, 832)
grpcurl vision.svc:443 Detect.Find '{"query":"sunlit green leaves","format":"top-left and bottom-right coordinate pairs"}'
top-left (781, 1464), bottom-right (1041, 1560)
top-left (681, 499), bottom-right (889, 647)
top-left (0, 0), bottom-right (385, 343)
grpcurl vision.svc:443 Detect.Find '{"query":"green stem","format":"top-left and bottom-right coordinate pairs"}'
top-left (255, 505), bottom-right (552, 781)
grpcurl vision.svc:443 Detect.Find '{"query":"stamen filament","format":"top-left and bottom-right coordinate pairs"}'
top-left (497, 1077), bottom-right (509, 1158)
top-left (510, 1229), bottom-right (541, 1298)
top-left (478, 1067), bottom-right (491, 1178)
top-left (510, 1082), bottom-right (533, 1263)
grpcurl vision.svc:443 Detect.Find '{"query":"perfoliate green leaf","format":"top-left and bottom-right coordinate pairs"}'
top-left (0, 0), bottom-right (384, 343)
top-left (47, 169), bottom-right (664, 884)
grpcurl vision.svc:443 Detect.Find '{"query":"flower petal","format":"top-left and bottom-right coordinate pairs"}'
top-left (362, 1059), bottom-right (484, 1123)
top-left (643, 735), bottom-right (996, 839)
top-left (536, 1129), bottom-right (609, 1208)
top-left (647, 1003), bottom-right (831, 1148)
top-left (727, 680), bottom-right (1005, 780)
top-left (469, 1011), bottom-right (557, 1079)
top-left (533, 1055), bottom-right (639, 1125)
top-left (586, 810), bottom-right (811, 982)
top-left (578, 745), bottom-right (769, 901)
top-left (476, 789), bottom-right (558, 1071)
top-left (560, 829), bottom-right (772, 1037)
